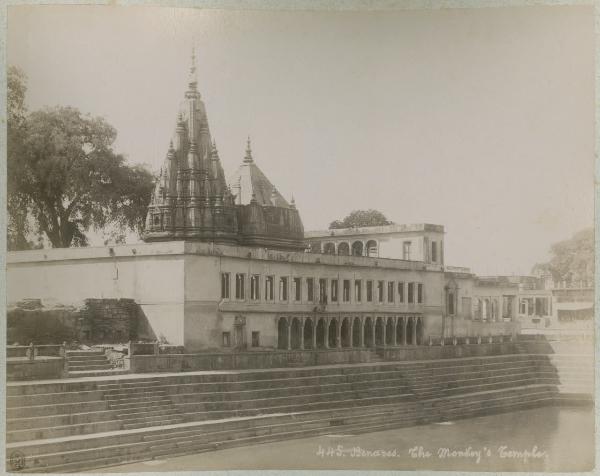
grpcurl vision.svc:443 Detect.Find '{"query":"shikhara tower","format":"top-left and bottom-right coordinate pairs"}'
top-left (144, 51), bottom-right (304, 250)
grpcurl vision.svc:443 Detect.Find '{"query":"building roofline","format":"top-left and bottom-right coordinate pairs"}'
top-left (304, 223), bottom-right (445, 238)
top-left (7, 241), bottom-right (439, 272)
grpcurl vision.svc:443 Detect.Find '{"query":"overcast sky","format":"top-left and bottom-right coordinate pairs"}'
top-left (7, 5), bottom-right (594, 275)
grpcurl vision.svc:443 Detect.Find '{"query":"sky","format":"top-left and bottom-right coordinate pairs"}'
top-left (7, 5), bottom-right (595, 275)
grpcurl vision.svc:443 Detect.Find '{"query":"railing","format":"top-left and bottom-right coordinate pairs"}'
top-left (6, 343), bottom-right (66, 360)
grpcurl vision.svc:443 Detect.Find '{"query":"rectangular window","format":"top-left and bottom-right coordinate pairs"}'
top-left (293, 277), bottom-right (301, 302)
top-left (431, 242), bottom-right (437, 262)
top-left (354, 280), bottom-right (362, 302)
top-left (319, 278), bottom-right (328, 304)
top-left (221, 273), bottom-right (230, 299)
top-left (250, 275), bottom-right (260, 301)
top-left (235, 273), bottom-right (245, 300)
top-left (222, 332), bottom-right (231, 347)
top-left (377, 280), bottom-right (384, 303)
top-left (387, 282), bottom-right (395, 303)
top-left (265, 276), bottom-right (274, 301)
top-left (403, 241), bottom-right (412, 261)
top-left (343, 279), bottom-right (351, 302)
top-left (398, 282), bottom-right (404, 303)
top-left (417, 283), bottom-right (423, 304)
top-left (408, 282), bottom-right (414, 303)
top-left (251, 331), bottom-right (260, 347)
top-left (366, 280), bottom-right (373, 302)
top-left (279, 277), bottom-right (288, 301)
top-left (331, 279), bottom-right (339, 302)
top-left (447, 292), bottom-right (455, 315)
top-left (307, 278), bottom-right (314, 302)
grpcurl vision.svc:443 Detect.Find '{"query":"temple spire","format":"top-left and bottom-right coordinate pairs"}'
top-left (243, 136), bottom-right (253, 164)
top-left (188, 46), bottom-right (197, 91)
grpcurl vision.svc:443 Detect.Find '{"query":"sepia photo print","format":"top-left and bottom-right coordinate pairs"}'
top-left (4, 3), bottom-right (596, 474)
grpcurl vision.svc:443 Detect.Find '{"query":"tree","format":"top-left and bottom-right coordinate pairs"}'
top-left (8, 92), bottom-right (155, 248)
top-left (532, 228), bottom-right (594, 287)
top-left (7, 66), bottom-right (37, 250)
top-left (329, 209), bottom-right (393, 229)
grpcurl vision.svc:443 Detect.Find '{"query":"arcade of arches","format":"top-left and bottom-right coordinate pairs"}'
top-left (276, 315), bottom-right (424, 350)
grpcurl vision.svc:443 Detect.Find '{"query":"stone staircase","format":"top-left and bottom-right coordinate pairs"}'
top-left (6, 354), bottom-right (564, 473)
top-left (66, 350), bottom-right (129, 378)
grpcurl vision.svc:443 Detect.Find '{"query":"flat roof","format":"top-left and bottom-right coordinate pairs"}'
top-left (7, 241), bottom-right (435, 272)
top-left (304, 223), bottom-right (445, 239)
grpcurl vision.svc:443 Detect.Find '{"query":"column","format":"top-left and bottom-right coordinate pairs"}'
top-left (392, 317), bottom-right (397, 346)
top-left (349, 318), bottom-right (354, 348)
top-left (300, 317), bottom-right (305, 350)
top-left (382, 319), bottom-right (387, 347)
top-left (287, 317), bottom-right (292, 350)
top-left (312, 317), bottom-right (317, 349)
top-left (402, 319), bottom-right (407, 346)
top-left (324, 317), bottom-right (329, 349)
top-left (336, 317), bottom-right (342, 348)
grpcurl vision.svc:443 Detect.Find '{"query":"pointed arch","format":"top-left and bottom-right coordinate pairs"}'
top-left (277, 317), bottom-right (289, 350)
top-left (303, 319), bottom-right (314, 349)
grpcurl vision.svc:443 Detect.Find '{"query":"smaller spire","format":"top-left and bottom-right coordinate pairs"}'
top-left (270, 187), bottom-right (278, 205)
top-left (290, 195), bottom-right (296, 209)
top-left (250, 192), bottom-right (257, 204)
top-left (243, 136), bottom-right (253, 163)
top-left (211, 139), bottom-right (219, 159)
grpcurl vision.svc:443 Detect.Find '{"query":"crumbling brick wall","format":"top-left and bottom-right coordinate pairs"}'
top-left (80, 298), bottom-right (139, 343)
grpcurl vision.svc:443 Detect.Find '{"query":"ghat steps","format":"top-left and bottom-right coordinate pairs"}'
top-left (6, 354), bottom-right (567, 472)
top-left (65, 350), bottom-right (129, 378)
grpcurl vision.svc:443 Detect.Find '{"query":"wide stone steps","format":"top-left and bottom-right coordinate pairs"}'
top-left (15, 384), bottom-right (557, 473)
top-left (5, 353), bottom-right (572, 472)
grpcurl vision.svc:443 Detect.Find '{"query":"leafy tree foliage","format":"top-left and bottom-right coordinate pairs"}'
top-left (329, 209), bottom-right (393, 229)
top-left (7, 66), bottom-right (37, 250)
top-left (7, 67), bottom-right (155, 249)
top-left (532, 228), bottom-right (594, 286)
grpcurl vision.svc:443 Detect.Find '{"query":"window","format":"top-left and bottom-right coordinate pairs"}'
top-left (235, 273), bottom-right (245, 300)
top-left (319, 278), bottom-right (328, 304)
top-left (431, 242), bottom-right (437, 262)
top-left (447, 291), bottom-right (455, 315)
top-left (417, 284), bottom-right (423, 304)
top-left (535, 297), bottom-right (548, 316)
top-left (366, 280), bottom-right (373, 302)
top-left (387, 282), bottom-right (395, 303)
top-left (251, 331), bottom-right (260, 347)
top-left (398, 282), bottom-right (404, 303)
top-left (408, 283), bottom-right (414, 303)
top-left (354, 280), bottom-right (362, 302)
top-left (279, 277), bottom-right (289, 301)
top-left (293, 277), bottom-right (301, 302)
top-left (403, 241), bottom-right (412, 260)
top-left (377, 280), bottom-right (384, 303)
top-left (222, 332), bottom-right (231, 347)
top-left (343, 280), bottom-right (351, 302)
top-left (331, 279), bottom-right (339, 302)
top-left (502, 296), bottom-right (513, 319)
top-left (307, 278), bottom-right (314, 302)
top-left (265, 276), bottom-right (274, 301)
top-left (250, 275), bottom-right (260, 300)
top-left (221, 273), bottom-right (230, 299)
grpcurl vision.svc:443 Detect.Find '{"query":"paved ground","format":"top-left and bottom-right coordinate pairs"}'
top-left (97, 406), bottom-right (594, 473)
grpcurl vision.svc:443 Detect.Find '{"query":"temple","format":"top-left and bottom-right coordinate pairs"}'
top-left (143, 51), bottom-right (304, 251)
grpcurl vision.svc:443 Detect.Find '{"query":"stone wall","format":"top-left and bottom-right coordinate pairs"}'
top-left (8, 298), bottom-right (152, 345)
